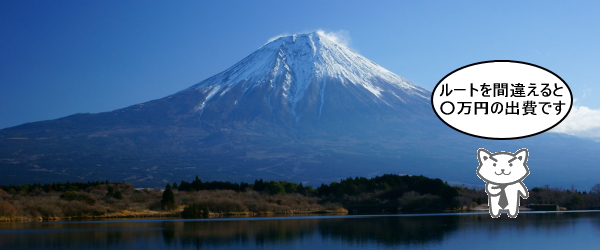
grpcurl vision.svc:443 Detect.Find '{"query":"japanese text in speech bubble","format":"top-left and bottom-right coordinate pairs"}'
top-left (431, 60), bottom-right (573, 140)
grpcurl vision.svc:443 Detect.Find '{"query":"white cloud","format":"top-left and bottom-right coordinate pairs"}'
top-left (551, 105), bottom-right (600, 139)
top-left (264, 30), bottom-right (352, 48)
top-left (266, 33), bottom-right (291, 44)
top-left (315, 30), bottom-right (351, 47)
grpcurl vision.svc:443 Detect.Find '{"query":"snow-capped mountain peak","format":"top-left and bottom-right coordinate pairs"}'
top-left (181, 31), bottom-right (430, 122)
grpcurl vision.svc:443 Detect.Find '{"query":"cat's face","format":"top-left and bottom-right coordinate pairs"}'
top-left (476, 149), bottom-right (529, 184)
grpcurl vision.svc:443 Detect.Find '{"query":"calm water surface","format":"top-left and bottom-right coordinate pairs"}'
top-left (2, 211), bottom-right (600, 249)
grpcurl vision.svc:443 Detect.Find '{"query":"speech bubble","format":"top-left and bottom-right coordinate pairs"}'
top-left (431, 60), bottom-right (573, 140)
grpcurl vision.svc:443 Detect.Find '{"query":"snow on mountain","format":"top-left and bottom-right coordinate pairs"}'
top-left (3, 31), bottom-right (600, 190)
top-left (180, 31), bottom-right (430, 121)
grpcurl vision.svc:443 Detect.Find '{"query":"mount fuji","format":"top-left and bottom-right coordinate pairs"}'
top-left (1, 31), bottom-right (599, 189)
top-left (171, 31), bottom-right (432, 136)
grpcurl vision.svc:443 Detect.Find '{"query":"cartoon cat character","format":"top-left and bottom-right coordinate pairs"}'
top-left (476, 148), bottom-right (529, 218)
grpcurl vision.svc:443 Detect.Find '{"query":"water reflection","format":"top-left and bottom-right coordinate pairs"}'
top-left (1, 212), bottom-right (600, 249)
top-left (319, 215), bottom-right (459, 246)
top-left (161, 219), bottom-right (320, 248)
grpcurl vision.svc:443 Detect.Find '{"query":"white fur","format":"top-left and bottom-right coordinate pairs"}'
top-left (477, 149), bottom-right (530, 218)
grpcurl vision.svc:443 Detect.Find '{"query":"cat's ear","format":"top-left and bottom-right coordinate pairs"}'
top-left (514, 148), bottom-right (528, 163)
top-left (478, 148), bottom-right (492, 163)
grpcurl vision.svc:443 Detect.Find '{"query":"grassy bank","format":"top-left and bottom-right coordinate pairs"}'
top-left (0, 183), bottom-right (348, 222)
top-left (2, 174), bottom-right (594, 222)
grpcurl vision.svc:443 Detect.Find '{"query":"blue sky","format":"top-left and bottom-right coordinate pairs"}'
top-left (1, 1), bottom-right (599, 137)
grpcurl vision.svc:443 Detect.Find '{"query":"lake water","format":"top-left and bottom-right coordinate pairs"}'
top-left (2, 211), bottom-right (600, 249)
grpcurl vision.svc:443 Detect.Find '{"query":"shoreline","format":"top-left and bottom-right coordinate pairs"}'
top-left (3, 208), bottom-right (594, 224)
top-left (0, 208), bottom-right (349, 223)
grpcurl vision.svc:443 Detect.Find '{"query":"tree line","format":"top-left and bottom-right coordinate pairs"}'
top-left (1, 180), bottom-right (116, 194)
top-left (4, 174), bottom-right (600, 221)
top-left (165, 174), bottom-right (459, 214)
top-left (173, 176), bottom-right (315, 195)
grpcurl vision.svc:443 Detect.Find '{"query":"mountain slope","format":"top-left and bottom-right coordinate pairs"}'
top-left (147, 31), bottom-right (433, 136)
top-left (188, 31), bottom-right (428, 118)
top-left (1, 32), bottom-right (599, 190)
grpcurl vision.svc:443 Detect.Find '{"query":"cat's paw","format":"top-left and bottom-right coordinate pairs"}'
top-left (487, 184), bottom-right (502, 195)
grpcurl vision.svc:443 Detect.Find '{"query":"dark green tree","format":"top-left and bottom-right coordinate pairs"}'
top-left (281, 181), bottom-right (298, 194)
top-left (113, 190), bottom-right (123, 200)
top-left (161, 183), bottom-right (176, 210)
top-left (191, 176), bottom-right (203, 191)
top-left (298, 183), bottom-right (307, 196)
top-left (181, 204), bottom-right (210, 218)
top-left (253, 179), bottom-right (266, 192)
top-left (568, 193), bottom-right (583, 209)
top-left (266, 181), bottom-right (285, 195)
top-left (178, 180), bottom-right (193, 192)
